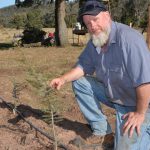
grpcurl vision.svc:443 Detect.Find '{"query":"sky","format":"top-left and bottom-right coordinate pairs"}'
top-left (0, 0), bottom-right (15, 9)
top-left (0, 0), bottom-right (75, 9)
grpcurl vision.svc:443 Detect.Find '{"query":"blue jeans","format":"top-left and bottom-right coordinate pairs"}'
top-left (72, 76), bottom-right (150, 150)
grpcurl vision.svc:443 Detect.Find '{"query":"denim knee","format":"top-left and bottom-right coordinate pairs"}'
top-left (72, 76), bottom-right (92, 93)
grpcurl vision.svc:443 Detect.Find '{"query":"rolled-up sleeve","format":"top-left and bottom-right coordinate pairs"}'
top-left (75, 40), bottom-right (95, 75)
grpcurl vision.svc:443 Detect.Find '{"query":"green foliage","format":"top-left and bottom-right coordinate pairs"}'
top-left (11, 14), bottom-right (26, 29)
top-left (15, 0), bottom-right (54, 7)
top-left (25, 66), bottom-right (62, 111)
top-left (22, 0), bottom-right (34, 7)
top-left (26, 67), bottom-right (47, 90)
top-left (43, 12), bottom-right (55, 28)
top-left (16, 0), bottom-right (34, 7)
top-left (11, 78), bottom-right (27, 114)
top-left (1, 1), bottom-right (79, 28)
top-left (120, 1), bottom-right (135, 25)
top-left (42, 104), bottom-right (63, 124)
top-left (65, 14), bottom-right (77, 28)
top-left (0, 17), bottom-right (5, 27)
top-left (25, 9), bottom-right (43, 29)
top-left (110, 0), bottom-right (149, 28)
top-left (139, 14), bottom-right (148, 29)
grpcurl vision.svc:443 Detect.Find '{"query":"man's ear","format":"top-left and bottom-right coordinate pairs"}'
top-left (103, 11), bottom-right (110, 17)
top-left (103, 11), bottom-right (111, 21)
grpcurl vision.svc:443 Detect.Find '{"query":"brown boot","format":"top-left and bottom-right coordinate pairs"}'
top-left (102, 133), bottom-right (114, 149)
top-left (86, 134), bottom-right (104, 144)
top-left (86, 133), bottom-right (114, 147)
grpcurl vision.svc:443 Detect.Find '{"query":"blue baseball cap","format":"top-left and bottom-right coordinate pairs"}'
top-left (78, 0), bottom-right (107, 24)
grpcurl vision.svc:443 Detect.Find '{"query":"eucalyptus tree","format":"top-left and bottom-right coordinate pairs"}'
top-left (110, 0), bottom-right (150, 27)
top-left (55, 0), bottom-right (68, 46)
top-left (133, 0), bottom-right (150, 26)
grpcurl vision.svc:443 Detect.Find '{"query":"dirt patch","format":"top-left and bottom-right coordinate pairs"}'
top-left (0, 96), bottom-right (115, 150)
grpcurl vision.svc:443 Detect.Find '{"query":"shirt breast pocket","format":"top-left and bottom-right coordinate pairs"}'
top-left (108, 66), bottom-right (132, 88)
top-left (109, 66), bottom-right (122, 83)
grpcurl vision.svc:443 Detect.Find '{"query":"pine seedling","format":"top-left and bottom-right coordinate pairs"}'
top-left (42, 103), bottom-right (59, 150)
top-left (12, 79), bottom-right (27, 115)
top-left (51, 105), bottom-right (58, 150)
top-left (42, 86), bottom-right (63, 124)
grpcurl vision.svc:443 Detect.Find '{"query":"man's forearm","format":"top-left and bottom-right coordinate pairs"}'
top-left (60, 67), bottom-right (84, 83)
top-left (136, 84), bottom-right (150, 115)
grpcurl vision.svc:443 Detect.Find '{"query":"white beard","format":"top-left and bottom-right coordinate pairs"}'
top-left (91, 26), bottom-right (111, 47)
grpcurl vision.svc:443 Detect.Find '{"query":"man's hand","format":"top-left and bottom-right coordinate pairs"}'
top-left (48, 77), bottom-right (65, 90)
top-left (47, 67), bottom-right (84, 90)
top-left (122, 112), bottom-right (145, 138)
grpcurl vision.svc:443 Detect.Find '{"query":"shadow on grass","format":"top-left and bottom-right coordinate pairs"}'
top-left (0, 43), bottom-right (14, 50)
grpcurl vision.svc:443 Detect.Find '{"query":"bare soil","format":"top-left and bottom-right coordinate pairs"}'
top-left (0, 75), bottom-right (115, 150)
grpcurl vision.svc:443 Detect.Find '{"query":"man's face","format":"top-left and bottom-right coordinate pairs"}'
top-left (83, 12), bottom-right (111, 47)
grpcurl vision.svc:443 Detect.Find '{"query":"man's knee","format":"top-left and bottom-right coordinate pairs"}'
top-left (72, 76), bottom-right (86, 88)
top-left (72, 76), bottom-right (93, 91)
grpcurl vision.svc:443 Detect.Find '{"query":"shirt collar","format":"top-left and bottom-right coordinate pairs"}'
top-left (108, 21), bottom-right (117, 44)
top-left (96, 47), bottom-right (101, 54)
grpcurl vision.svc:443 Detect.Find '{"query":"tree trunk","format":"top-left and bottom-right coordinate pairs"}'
top-left (55, 0), bottom-right (68, 46)
top-left (50, 0), bottom-right (54, 3)
top-left (147, 5), bottom-right (150, 49)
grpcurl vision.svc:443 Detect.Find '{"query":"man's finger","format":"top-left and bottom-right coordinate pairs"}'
top-left (123, 119), bottom-right (130, 130)
top-left (123, 122), bottom-right (132, 135)
top-left (129, 125), bottom-right (136, 138)
top-left (122, 113), bottom-right (129, 120)
top-left (136, 125), bottom-right (141, 136)
top-left (57, 83), bottom-right (61, 90)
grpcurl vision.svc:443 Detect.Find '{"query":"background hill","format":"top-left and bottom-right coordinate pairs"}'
top-left (0, 0), bottom-right (149, 30)
top-left (0, 2), bottom-right (79, 29)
